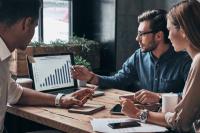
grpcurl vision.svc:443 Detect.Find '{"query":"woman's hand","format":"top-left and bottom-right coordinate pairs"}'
top-left (120, 98), bottom-right (141, 118)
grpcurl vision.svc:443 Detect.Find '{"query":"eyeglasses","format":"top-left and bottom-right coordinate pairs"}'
top-left (137, 30), bottom-right (160, 37)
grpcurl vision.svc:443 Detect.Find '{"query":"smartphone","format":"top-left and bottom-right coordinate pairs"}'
top-left (108, 121), bottom-right (141, 129)
top-left (110, 104), bottom-right (123, 115)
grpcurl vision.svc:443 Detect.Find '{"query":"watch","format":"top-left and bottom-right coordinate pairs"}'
top-left (139, 109), bottom-right (149, 123)
top-left (55, 93), bottom-right (65, 107)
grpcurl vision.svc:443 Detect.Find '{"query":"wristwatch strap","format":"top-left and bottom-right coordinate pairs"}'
top-left (159, 96), bottom-right (162, 104)
top-left (55, 93), bottom-right (65, 107)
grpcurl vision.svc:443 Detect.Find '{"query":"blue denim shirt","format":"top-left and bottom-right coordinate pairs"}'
top-left (99, 46), bottom-right (191, 93)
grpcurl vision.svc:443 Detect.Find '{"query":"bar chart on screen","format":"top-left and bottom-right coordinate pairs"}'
top-left (31, 55), bottom-right (74, 91)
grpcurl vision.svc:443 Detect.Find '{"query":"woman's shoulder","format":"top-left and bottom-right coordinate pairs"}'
top-left (193, 53), bottom-right (200, 63)
top-left (192, 53), bottom-right (200, 70)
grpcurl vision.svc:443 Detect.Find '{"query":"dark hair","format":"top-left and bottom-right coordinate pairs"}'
top-left (138, 9), bottom-right (170, 44)
top-left (0, 0), bottom-right (41, 26)
top-left (168, 0), bottom-right (200, 50)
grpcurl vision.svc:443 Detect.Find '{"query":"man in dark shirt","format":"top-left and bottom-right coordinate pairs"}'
top-left (71, 9), bottom-right (191, 104)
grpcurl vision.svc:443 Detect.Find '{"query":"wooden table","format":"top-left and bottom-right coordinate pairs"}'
top-left (7, 89), bottom-right (133, 133)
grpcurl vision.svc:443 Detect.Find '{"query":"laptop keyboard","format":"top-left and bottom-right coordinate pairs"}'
top-left (48, 88), bottom-right (78, 95)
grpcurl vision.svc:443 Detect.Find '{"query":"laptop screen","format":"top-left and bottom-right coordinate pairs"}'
top-left (28, 53), bottom-right (77, 92)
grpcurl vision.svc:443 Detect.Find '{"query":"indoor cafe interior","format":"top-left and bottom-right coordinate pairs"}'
top-left (1, 0), bottom-right (200, 133)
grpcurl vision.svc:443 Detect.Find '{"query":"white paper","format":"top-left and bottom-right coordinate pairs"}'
top-left (90, 118), bottom-right (168, 133)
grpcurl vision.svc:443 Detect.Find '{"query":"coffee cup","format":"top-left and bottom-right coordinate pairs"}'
top-left (162, 93), bottom-right (178, 113)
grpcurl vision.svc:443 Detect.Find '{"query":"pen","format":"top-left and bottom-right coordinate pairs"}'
top-left (81, 90), bottom-right (95, 102)
top-left (81, 92), bottom-right (93, 103)
top-left (71, 65), bottom-right (75, 71)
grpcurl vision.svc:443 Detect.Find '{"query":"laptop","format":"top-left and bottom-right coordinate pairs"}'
top-left (27, 53), bottom-right (104, 97)
top-left (28, 53), bottom-right (79, 94)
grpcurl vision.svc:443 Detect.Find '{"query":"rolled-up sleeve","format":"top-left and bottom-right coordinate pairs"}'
top-left (8, 78), bottom-right (23, 104)
top-left (165, 99), bottom-right (199, 132)
top-left (165, 112), bottom-right (175, 128)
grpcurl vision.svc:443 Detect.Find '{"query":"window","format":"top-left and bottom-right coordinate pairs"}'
top-left (32, 0), bottom-right (72, 43)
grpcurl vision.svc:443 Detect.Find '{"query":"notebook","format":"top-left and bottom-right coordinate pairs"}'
top-left (27, 53), bottom-right (78, 94)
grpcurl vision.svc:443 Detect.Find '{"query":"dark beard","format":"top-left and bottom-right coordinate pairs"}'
top-left (142, 41), bottom-right (157, 53)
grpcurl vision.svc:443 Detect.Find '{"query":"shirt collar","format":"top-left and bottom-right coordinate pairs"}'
top-left (160, 45), bottom-right (175, 59)
top-left (149, 44), bottom-right (175, 61)
top-left (0, 37), bottom-right (11, 61)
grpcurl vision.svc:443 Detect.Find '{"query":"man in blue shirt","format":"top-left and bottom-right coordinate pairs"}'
top-left (71, 9), bottom-right (191, 104)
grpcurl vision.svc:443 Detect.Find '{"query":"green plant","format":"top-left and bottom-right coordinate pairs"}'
top-left (30, 36), bottom-right (99, 52)
top-left (69, 35), bottom-right (98, 45)
top-left (74, 55), bottom-right (91, 70)
top-left (29, 41), bottom-right (46, 47)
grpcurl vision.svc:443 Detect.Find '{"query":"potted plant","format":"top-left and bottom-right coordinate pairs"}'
top-left (74, 55), bottom-right (91, 87)
top-left (10, 36), bottom-right (100, 77)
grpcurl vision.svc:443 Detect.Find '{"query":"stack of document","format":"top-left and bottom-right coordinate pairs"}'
top-left (90, 118), bottom-right (168, 133)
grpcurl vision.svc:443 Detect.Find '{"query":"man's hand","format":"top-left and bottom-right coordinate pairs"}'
top-left (71, 65), bottom-right (93, 82)
top-left (60, 88), bottom-right (95, 108)
top-left (135, 89), bottom-right (161, 104)
top-left (120, 98), bottom-right (141, 118)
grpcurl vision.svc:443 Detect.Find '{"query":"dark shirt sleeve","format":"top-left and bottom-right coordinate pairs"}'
top-left (177, 54), bottom-right (192, 97)
top-left (98, 53), bottom-right (139, 90)
top-left (181, 54), bottom-right (192, 82)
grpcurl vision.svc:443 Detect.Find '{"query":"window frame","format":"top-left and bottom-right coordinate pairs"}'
top-left (36, 0), bottom-right (73, 43)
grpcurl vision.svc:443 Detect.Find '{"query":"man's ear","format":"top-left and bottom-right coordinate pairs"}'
top-left (22, 17), bottom-right (34, 32)
top-left (155, 31), bottom-right (163, 41)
